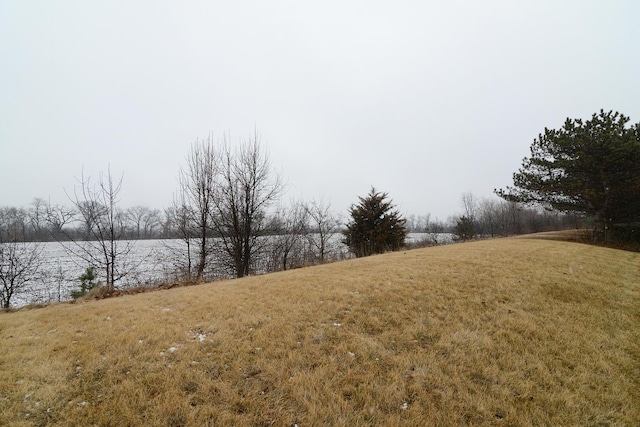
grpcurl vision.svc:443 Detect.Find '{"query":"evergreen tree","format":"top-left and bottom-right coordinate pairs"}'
top-left (71, 267), bottom-right (98, 299)
top-left (453, 215), bottom-right (475, 242)
top-left (343, 188), bottom-right (408, 257)
top-left (496, 110), bottom-right (640, 243)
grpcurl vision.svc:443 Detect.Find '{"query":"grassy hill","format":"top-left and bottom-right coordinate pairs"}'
top-left (1, 236), bottom-right (638, 426)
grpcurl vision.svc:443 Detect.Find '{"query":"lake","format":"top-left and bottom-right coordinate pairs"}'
top-left (8, 233), bottom-right (450, 307)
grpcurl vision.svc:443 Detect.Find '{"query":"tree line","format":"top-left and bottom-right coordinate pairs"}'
top-left (0, 191), bottom-right (577, 247)
top-left (0, 201), bottom-right (165, 243)
top-left (4, 108), bottom-right (637, 308)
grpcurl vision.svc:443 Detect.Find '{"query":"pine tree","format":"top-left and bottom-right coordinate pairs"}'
top-left (343, 188), bottom-right (408, 257)
top-left (496, 110), bottom-right (640, 243)
top-left (453, 215), bottom-right (475, 242)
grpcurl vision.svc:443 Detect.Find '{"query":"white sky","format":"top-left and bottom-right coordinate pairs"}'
top-left (1, 0), bottom-right (638, 220)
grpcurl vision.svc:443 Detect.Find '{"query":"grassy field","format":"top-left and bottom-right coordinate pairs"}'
top-left (1, 236), bottom-right (639, 426)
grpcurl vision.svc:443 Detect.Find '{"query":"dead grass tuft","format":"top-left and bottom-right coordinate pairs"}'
top-left (1, 237), bottom-right (638, 425)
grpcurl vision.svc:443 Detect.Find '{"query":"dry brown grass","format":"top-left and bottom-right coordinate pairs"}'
top-left (1, 237), bottom-right (639, 426)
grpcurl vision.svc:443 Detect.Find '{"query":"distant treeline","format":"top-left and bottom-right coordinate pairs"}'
top-left (0, 195), bottom-right (578, 245)
top-left (0, 200), bottom-right (172, 242)
top-left (406, 195), bottom-right (580, 241)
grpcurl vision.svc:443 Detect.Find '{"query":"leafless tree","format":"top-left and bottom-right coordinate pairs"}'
top-left (143, 209), bottom-right (162, 238)
top-left (76, 200), bottom-right (102, 240)
top-left (126, 206), bottom-right (162, 239)
top-left (268, 201), bottom-right (310, 271)
top-left (406, 214), bottom-right (430, 233)
top-left (45, 203), bottom-right (76, 240)
top-left (477, 197), bottom-right (524, 237)
top-left (28, 198), bottom-right (48, 241)
top-left (210, 133), bottom-right (283, 278)
top-left (0, 207), bottom-right (27, 242)
top-left (0, 241), bottom-right (42, 308)
top-left (425, 216), bottom-right (448, 245)
top-left (461, 192), bottom-right (478, 228)
top-left (478, 198), bottom-right (500, 238)
top-left (178, 138), bottom-right (218, 282)
top-left (453, 194), bottom-right (576, 240)
top-left (65, 167), bottom-right (135, 290)
top-left (163, 192), bottom-right (197, 282)
top-left (452, 192), bottom-right (485, 239)
top-left (304, 198), bottom-right (341, 263)
top-left (126, 206), bottom-right (148, 239)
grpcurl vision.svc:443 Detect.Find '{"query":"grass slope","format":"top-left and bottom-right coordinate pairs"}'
top-left (1, 237), bottom-right (639, 426)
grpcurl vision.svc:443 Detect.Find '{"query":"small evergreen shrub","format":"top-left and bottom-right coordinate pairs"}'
top-left (71, 267), bottom-right (99, 299)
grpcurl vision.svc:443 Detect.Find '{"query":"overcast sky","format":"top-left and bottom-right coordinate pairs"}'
top-left (1, 1), bottom-right (638, 221)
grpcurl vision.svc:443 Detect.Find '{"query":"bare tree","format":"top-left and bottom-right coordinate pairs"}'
top-left (45, 203), bottom-right (76, 240)
top-left (406, 214), bottom-right (430, 233)
top-left (478, 197), bottom-right (500, 238)
top-left (461, 192), bottom-right (478, 233)
top-left (28, 198), bottom-right (49, 241)
top-left (126, 206), bottom-right (148, 239)
top-left (178, 138), bottom-right (218, 282)
top-left (142, 209), bottom-right (162, 238)
top-left (454, 195), bottom-right (576, 240)
top-left (210, 133), bottom-right (283, 277)
top-left (126, 206), bottom-right (162, 239)
top-left (163, 192), bottom-right (197, 282)
top-left (268, 201), bottom-right (310, 271)
top-left (425, 216), bottom-right (448, 245)
top-left (0, 207), bottom-right (27, 242)
top-left (476, 197), bottom-right (526, 237)
top-left (0, 241), bottom-right (42, 308)
top-left (304, 198), bottom-right (341, 263)
top-left (76, 200), bottom-right (103, 240)
top-left (65, 167), bottom-right (135, 290)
